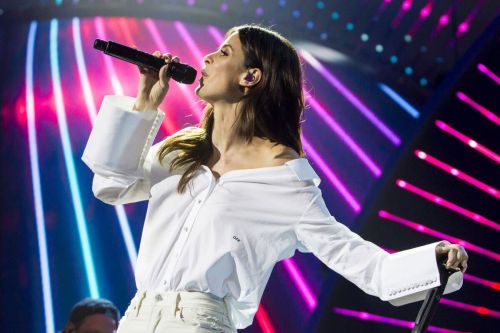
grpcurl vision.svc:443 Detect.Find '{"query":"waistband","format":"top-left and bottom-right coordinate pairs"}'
top-left (132, 290), bottom-right (227, 315)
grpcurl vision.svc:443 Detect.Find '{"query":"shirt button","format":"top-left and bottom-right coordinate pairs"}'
top-left (184, 227), bottom-right (188, 232)
top-left (155, 294), bottom-right (163, 301)
top-left (197, 200), bottom-right (202, 204)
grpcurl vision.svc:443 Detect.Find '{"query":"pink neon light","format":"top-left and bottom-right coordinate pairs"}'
top-left (458, 22), bottom-right (469, 34)
top-left (402, 0), bottom-right (412, 11)
top-left (396, 179), bottom-right (500, 231)
top-left (173, 21), bottom-right (205, 67)
top-left (435, 120), bottom-right (500, 164)
top-left (440, 298), bottom-right (500, 318)
top-left (333, 307), bottom-right (471, 333)
top-left (456, 91), bottom-right (500, 125)
top-left (207, 25), bottom-right (225, 44)
top-left (282, 258), bottom-right (317, 310)
top-left (300, 50), bottom-right (400, 145)
top-left (439, 15), bottom-right (450, 26)
top-left (306, 96), bottom-right (382, 177)
top-left (302, 137), bottom-right (361, 212)
top-left (420, 2), bottom-right (433, 18)
top-left (255, 305), bottom-right (276, 333)
top-left (477, 63), bottom-right (500, 85)
top-left (94, 17), bottom-right (124, 95)
top-left (415, 150), bottom-right (499, 198)
top-left (379, 210), bottom-right (500, 261)
top-left (463, 274), bottom-right (500, 290)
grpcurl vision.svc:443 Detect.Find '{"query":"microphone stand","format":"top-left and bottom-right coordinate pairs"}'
top-left (411, 264), bottom-right (458, 333)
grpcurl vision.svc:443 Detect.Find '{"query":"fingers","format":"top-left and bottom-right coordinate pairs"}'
top-left (436, 243), bottom-right (468, 272)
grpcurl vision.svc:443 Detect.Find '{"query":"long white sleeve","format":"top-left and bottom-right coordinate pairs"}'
top-left (295, 186), bottom-right (463, 305)
top-left (81, 95), bottom-right (166, 205)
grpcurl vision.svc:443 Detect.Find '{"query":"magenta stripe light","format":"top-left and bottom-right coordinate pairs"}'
top-left (435, 120), bottom-right (500, 164)
top-left (415, 150), bottom-right (499, 198)
top-left (477, 63), bottom-right (500, 85)
top-left (282, 259), bottom-right (317, 310)
top-left (456, 91), bottom-right (500, 125)
top-left (94, 17), bottom-right (124, 96)
top-left (440, 298), bottom-right (500, 318)
top-left (300, 50), bottom-right (401, 145)
top-left (173, 21), bottom-right (205, 67)
top-left (396, 179), bottom-right (500, 231)
top-left (207, 25), bottom-right (225, 44)
top-left (463, 274), bottom-right (500, 290)
top-left (307, 96), bottom-right (382, 176)
top-left (379, 210), bottom-right (500, 261)
top-left (302, 137), bottom-right (361, 212)
top-left (333, 307), bottom-right (471, 333)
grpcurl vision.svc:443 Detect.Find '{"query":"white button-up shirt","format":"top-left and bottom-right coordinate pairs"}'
top-left (82, 96), bottom-right (463, 329)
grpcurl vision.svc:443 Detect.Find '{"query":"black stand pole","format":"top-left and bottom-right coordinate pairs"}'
top-left (411, 265), bottom-right (458, 333)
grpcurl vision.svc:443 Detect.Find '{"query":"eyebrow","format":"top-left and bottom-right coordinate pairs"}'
top-left (220, 44), bottom-right (233, 51)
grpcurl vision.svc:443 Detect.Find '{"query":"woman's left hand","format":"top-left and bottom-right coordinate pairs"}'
top-left (435, 241), bottom-right (468, 272)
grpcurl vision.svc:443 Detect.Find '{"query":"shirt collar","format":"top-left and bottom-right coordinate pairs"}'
top-left (285, 158), bottom-right (321, 186)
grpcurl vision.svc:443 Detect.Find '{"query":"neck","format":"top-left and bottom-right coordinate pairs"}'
top-left (210, 101), bottom-right (245, 154)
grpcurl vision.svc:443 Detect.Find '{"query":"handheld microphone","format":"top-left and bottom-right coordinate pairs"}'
top-left (93, 39), bottom-right (197, 84)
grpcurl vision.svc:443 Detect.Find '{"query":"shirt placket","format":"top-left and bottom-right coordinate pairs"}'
top-left (163, 169), bottom-right (216, 288)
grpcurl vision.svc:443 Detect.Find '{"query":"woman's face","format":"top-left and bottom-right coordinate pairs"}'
top-left (196, 32), bottom-right (249, 104)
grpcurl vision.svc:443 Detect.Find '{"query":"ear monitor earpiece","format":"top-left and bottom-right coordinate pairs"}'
top-left (245, 73), bottom-right (254, 82)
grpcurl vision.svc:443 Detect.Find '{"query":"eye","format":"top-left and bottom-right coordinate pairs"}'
top-left (219, 49), bottom-right (228, 56)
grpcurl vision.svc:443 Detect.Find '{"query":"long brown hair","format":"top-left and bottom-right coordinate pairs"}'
top-left (158, 24), bottom-right (305, 193)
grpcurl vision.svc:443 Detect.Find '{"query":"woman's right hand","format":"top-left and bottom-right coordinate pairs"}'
top-left (133, 51), bottom-right (180, 111)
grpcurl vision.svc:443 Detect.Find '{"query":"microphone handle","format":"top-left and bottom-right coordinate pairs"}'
top-left (93, 39), bottom-right (197, 84)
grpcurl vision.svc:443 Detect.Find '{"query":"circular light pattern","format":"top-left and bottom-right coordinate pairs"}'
top-left (390, 55), bottom-right (398, 64)
top-left (307, 21), bottom-right (314, 29)
top-left (436, 56), bottom-right (444, 64)
top-left (279, 0), bottom-right (286, 6)
top-left (292, 10), bottom-right (301, 18)
top-left (360, 33), bottom-right (369, 42)
top-left (320, 32), bottom-right (328, 40)
top-left (404, 66), bottom-right (413, 75)
top-left (404, 34), bottom-right (412, 42)
top-left (420, 45), bottom-right (428, 53)
top-left (187, 0), bottom-right (195, 6)
top-left (419, 77), bottom-right (428, 86)
top-left (331, 11), bottom-right (340, 20)
top-left (375, 44), bottom-right (384, 53)
top-left (316, 1), bottom-right (325, 9)
top-left (346, 22), bottom-right (354, 31)
top-left (255, 7), bottom-right (263, 16)
top-left (220, 3), bottom-right (228, 12)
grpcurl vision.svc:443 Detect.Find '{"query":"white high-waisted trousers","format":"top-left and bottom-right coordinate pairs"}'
top-left (117, 290), bottom-right (237, 333)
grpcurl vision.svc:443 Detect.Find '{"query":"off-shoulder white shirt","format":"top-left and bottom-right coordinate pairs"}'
top-left (82, 96), bottom-right (462, 329)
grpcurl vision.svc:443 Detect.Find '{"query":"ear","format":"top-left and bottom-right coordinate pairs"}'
top-left (62, 322), bottom-right (76, 333)
top-left (239, 68), bottom-right (262, 87)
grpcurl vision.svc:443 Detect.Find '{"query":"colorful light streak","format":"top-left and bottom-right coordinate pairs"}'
top-left (282, 258), bottom-right (317, 310)
top-left (50, 19), bottom-right (99, 297)
top-left (378, 83), bottom-right (420, 118)
top-left (408, 1), bottom-right (434, 36)
top-left (174, 21), bottom-right (205, 68)
top-left (432, 5), bottom-right (454, 36)
top-left (396, 179), bottom-right (500, 231)
top-left (333, 307), bottom-right (471, 333)
top-left (74, 17), bottom-right (139, 270)
top-left (415, 150), bottom-right (499, 198)
top-left (255, 305), bottom-right (277, 333)
top-left (26, 20), bottom-right (55, 333)
top-left (477, 63), bottom-right (500, 85)
top-left (94, 17), bottom-right (124, 96)
top-left (456, 91), bottom-right (500, 125)
top-left (306, 96), bottom-right (382, 176)
top-left (143, 19), bottom-right (203, 121)
top-left (440, 298), bottom-right (500, 318)
top-left (302, 137), bottom-right (361, 212)
top-left (300, 50), bottom-right (401, 145)
top-left (379, 210), bottom-right (500, 261)
top-left (455, 5), bottom-right (480, 38)
top-left (435, 120), bottom-right (500, 164)
top-left (391, 0), bottom-right (413, 28)
top-left (463, 274), bottom-right (500, 291)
